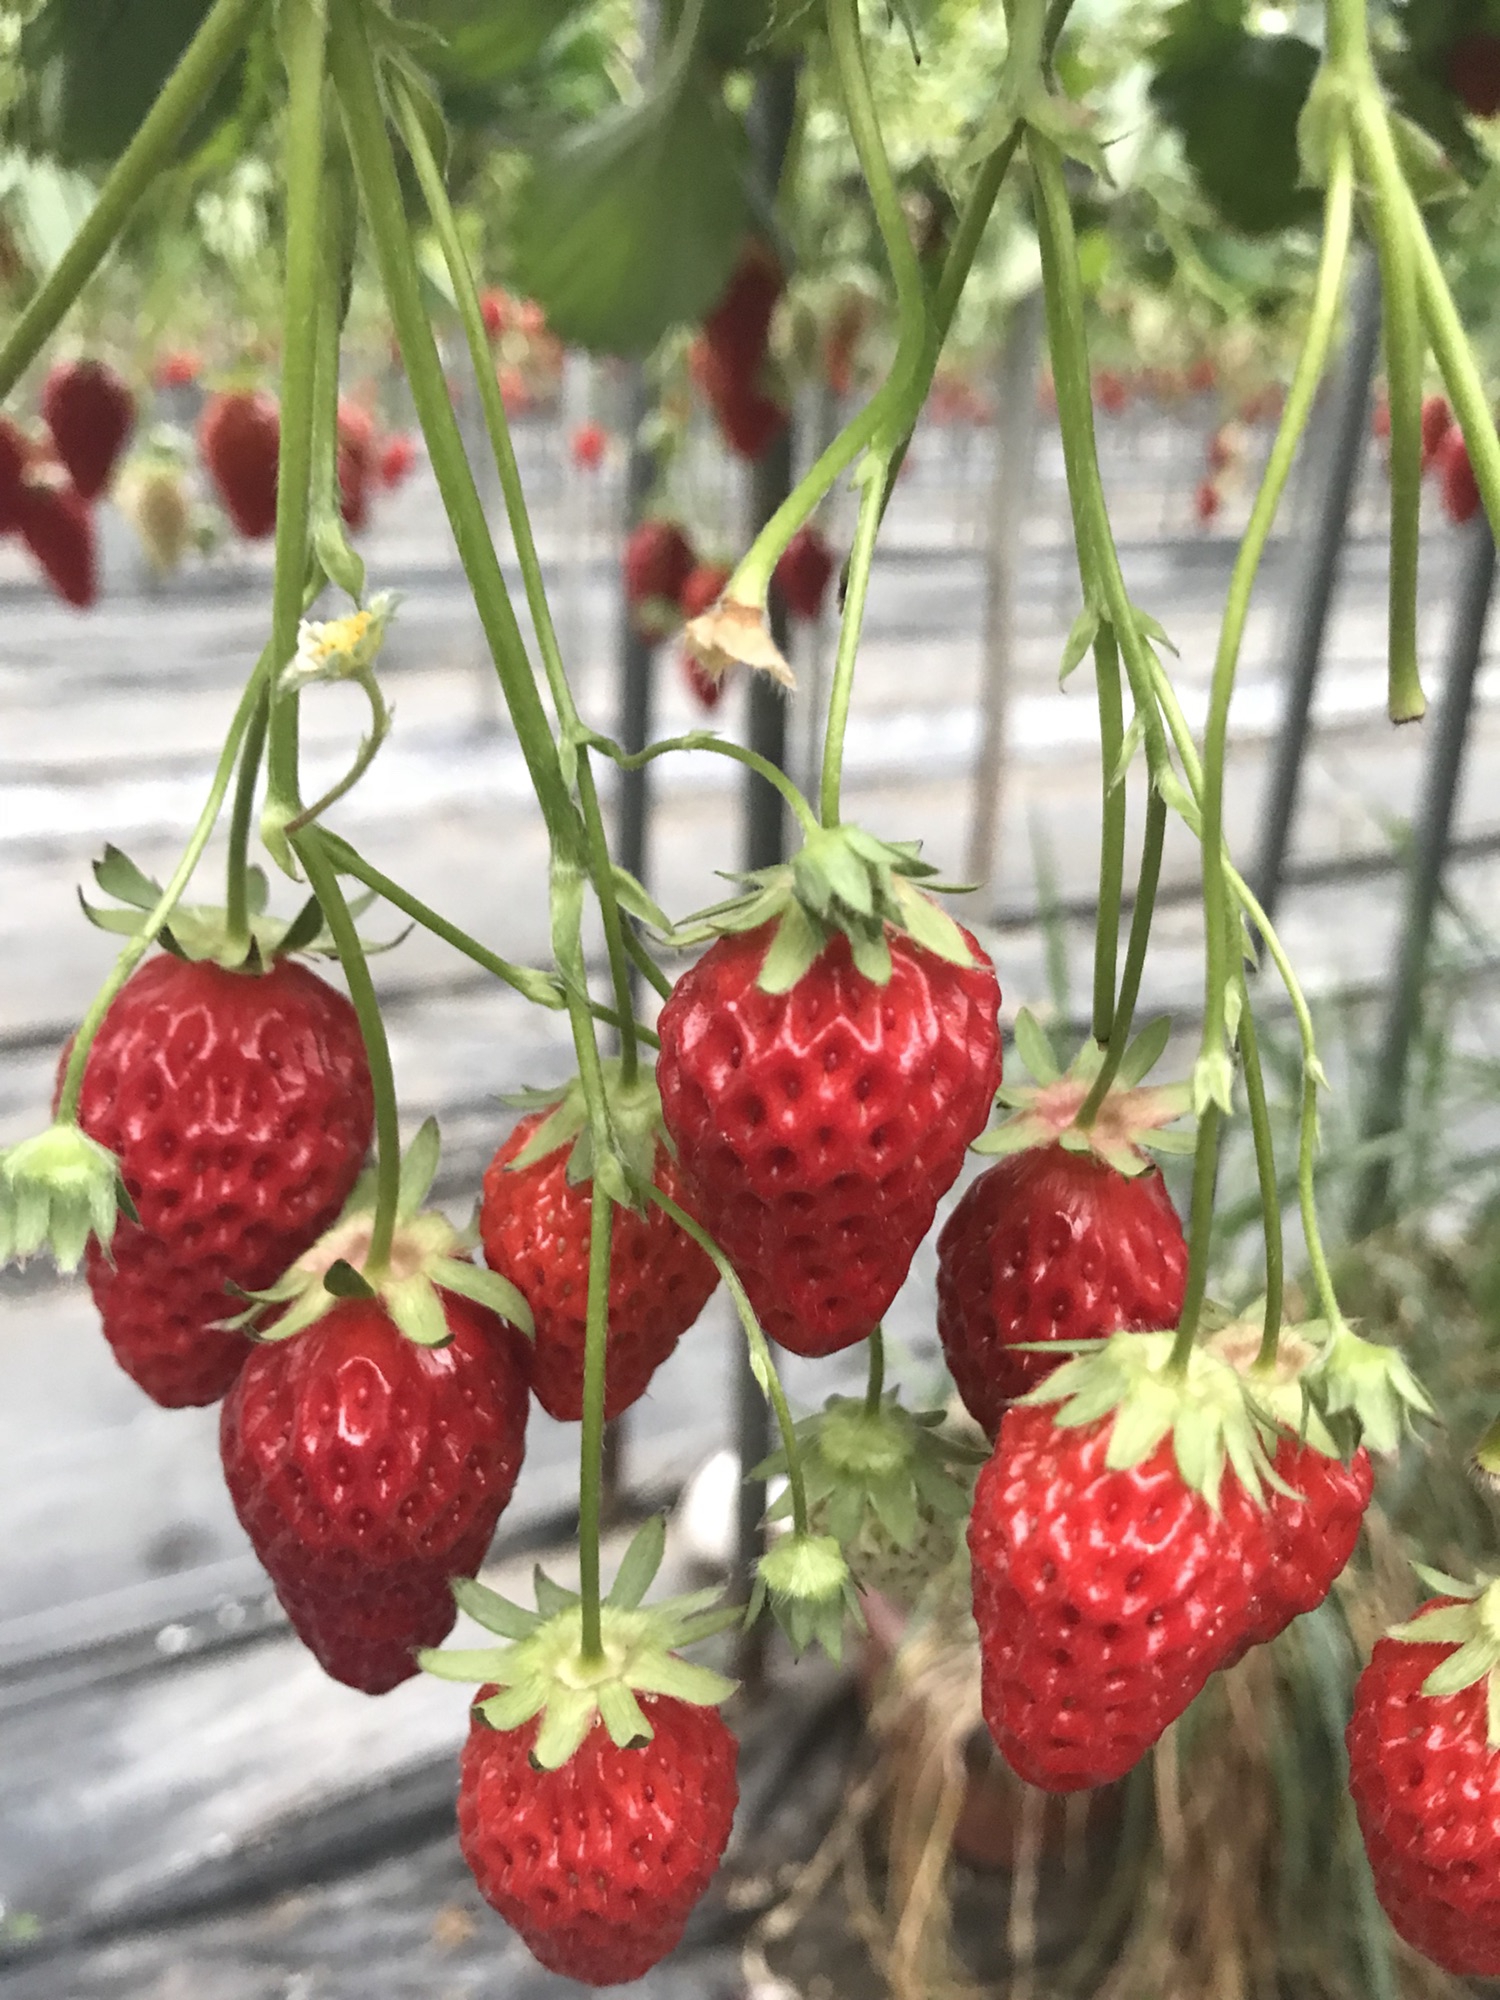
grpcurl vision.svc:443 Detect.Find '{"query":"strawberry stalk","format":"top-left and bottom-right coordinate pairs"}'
top-left (1076, 786), bottom-right (1165, 1125)
top-left (576, 1184), bottom-right (615, 1663)
top-left (0, 0), bottom-right (260, 402)
top-left (1091, 624), bottom-right (1127, 1048)
top-left (223, 688), bottom-right (271, 957)
top-left (863, 1324), bottom-right (885, 1419)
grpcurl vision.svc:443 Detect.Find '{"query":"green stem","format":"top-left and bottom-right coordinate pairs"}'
top-left (1352, 101), bottom-right (1426, 723)
top-left (864, 1324), bottom-right (885, 1417)
top-left (394, 81), bottom-right (645, 1080)
top-left (57, 658), bottom-right (269, 1122)
top-left (293, 826), bottom-right (402, 1272)
top-left (1241, 996), bottom-right (1285, 1368)
top-left (1406, 177), bottom-right (1500, 562)
top-left (263, 0), bottom-right (330, 841)
top-left (1076, 783), bottom-right (1166, 1124)
top-left (600, 731), bottom-right (820, 837)
top-left (623, 921), bottom-right (674, 1003)
top-left (1091, 624), bottom-right (1126, 1047)
top-left (282, 673), bottom-right (391, 836)
top-left (650, 1187), bottom-right (811, 1538)
top-left (819, 456), bottom-right (888, 826)
top-left (0, 0), bottom-right (260, 401)
top-left (1169, 1103), bottom-right (1222, 1372)
top-left (224, 688), bottom-right (270, 951)
top-left (577, 1181), bottom-right (613, 1664)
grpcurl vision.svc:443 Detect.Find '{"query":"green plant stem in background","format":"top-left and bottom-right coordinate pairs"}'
top-left (262, 0), bottom-right (331, 847)
top-left (1091, 626), bottom-right (1126, 1048)
top-left (56, 660), bottom-right (269, 1122)
top-left (1076, 785), bottom-right (1166, 1124)
top-left (1170, 1103), bottom-right (1222, 1371)
top-left (396, 84), bottom-right (643, 1081)
top-left (224, 687), bottom-right (270, 951)
top-left (576, 1184), bottom-right (614, 1663)
top-left (1409, 190), bottom-right (1500, 554)
top-left (819, 458), bottom-right (889, 826)
top-left (652, 1188), bottom-right (811, 1540)
top-left (602, 733), bottom-right (820, 837)
top-left (294, 827), bottom-right (402, 1272)
top-left (1352, 104), bottom-right (1426, 724)
top-left (1240, 999), bottom-right (1286, 1367)
top-left (864, 1324), bottom-right (885, 1417)
top-left (0, 0), bottom-right (261, 401)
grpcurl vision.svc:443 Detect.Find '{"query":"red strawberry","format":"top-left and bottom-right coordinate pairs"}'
top-left (377, 431), bottom-right (416, 488)
top-left (677, 560), bottom-right (732, 709)
top-left (498, 364), bottom-right (531, 416)
top-left (337, 399), bottom-right (376, 530)
top-left (706, 375), bottom-right (787, 460)
top-left (1093, 369), bottom-right (1130, 417)
top-left (698, 244), bottom-right (788, 460)
top-left (0, 416), bottom-right (28, 534)
top-left (969, 1391), bottom-right (1262, 1791)
top-left (154, 349), bottom-right (202, 390)
top-left (63, 950), bottom-right (373, 1406)
top-left (1447, 30), bottom-right (1500, 119)
top-left (458, 1693), bottom-right (737, 1983)
top-left (937, 1149), bottom-right (1188, 1437)
top-left (624, 519), bottom-right (696, 635)
top-left (18, 473), bottom-right (97, 607)
top-left (479, 1086), bottom-right (717, 1423)
top-left (1372, 397), bottom-right (1392, 442)
top-left (1437, 426), bottom-right (1481, 525)
top-left (1348, 1588), bottom-right (1500, 1975)
top-left (1421, 392), bottom-right (1454, 471)
top-left (515, 298), bottom-right (547, 340)
top-left (1186, 356), bottom-right (1217, 394)
top-left (570, 420), bottom-right (608, 471)
top-left (1234, 1436), bottom-right (1372, 1654)
top-left (1195, 477), bottom-right (1221, 525)
top-left (657, 864), bottom-right (1002, 1358)
top-left (222, 1290), bottom-right (529, 1692)
top-left (774, 525), bottom-right (835, 621)
top-left (480, 288), bottom-right (510, 338)
top-left (41, 358), bottom-right (135, 501)
top-left (199, 389), bottom-right (280, 538)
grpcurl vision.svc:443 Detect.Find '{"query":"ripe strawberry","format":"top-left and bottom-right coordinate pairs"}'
top-left (698, 243), bottom-right (788, 460)
top-left (1437, 425), bottom-right (1481, 525)
top-left (62, 945), bottom-right (373, 1405)
top-left (42, 357), bottom-right (135, 501)
top-left (480, 288), bottom-right (510, 338)
top-left (154, 349), bottom-right (202, 390)
top-left (222, 1288), bottom-right (530, 1693)
top-left (0, 416), bottom-right (27, 534)
top-left (478, 1072), bottom-right (717, 1422)
top-left (1093, 369), bottom-right (1130, 417)
top-left (426, 1516), bottom-right (739, 1982)
top-left (938, 1150), bottom-right (1188, 1436)
top-left (1235, 1436), bottom-right (1372, 1653)
top-left (18, 473), bottom-right (96, 607)
top-left (378, 431), bottom-right (416, 488)
top-left (1348, 1584), bottom-right (1500, 1976)
top-left (337, 399), bottom-right (376, 531)
top-left (1447, 30), bottom-right (1500, 119)
top-left (657, 841), bottom-right (1002, 1357)
top-left (515, 298), bottom-right (548, 340)
top-left (676, 560), bottom-right (731, 708)
top-left (1372, 397), bottom-right (1392, 442)
top-left (1421, 393), bottom-right (1453, 471)
top-left (458, 1694), bottom-right (737, 1982)
top-left (1186, 356), bottom-right (1217, 394)
top-left (1195, 477), bottom-right (1222, 525)
top-left (199, 388), bottom-right (280, 538)
top-left (570, 420), bottom-right (608, 471)
top-left (497, 364), bottom-right (532, 416)
top-left (624, 519), bottom-right (696, 636)
top-left (774, 525), bottom-right (835, 621)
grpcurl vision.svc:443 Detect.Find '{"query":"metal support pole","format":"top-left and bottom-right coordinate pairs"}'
top-left (1249, 249), bottom-right (1382, 923)
top-left (733, 59), bottom-right (797, 1689)
top-left (1351, 521), bottom-right (1496, 1237)
top-left (967, 287), bottom-right (1044, 893)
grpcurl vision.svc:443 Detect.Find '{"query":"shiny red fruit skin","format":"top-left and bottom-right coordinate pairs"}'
top-left (42, 359), bottom-right (135, 502)
top-left (936, 1148), bottom-right (1188, 1438)
top-left (378, 432), bottom-right (416, 488)
top-left (681, 648), bottom-right (724, 711)
top-left (479, 1116), bottom-right (717, 1422)
top-left (657, 922), bottom-right (1002, 1357)
top-left (703, 244), bottom-right (783, 376)
top-left (199, 390), bottom-right (280, 538)
top-left (624, 520), bottom-right (695, 610)
top-left (63, 954), bottom-right (374, 1406)
top-left (1420, 393), bottom-right (1453, 472)
top-left (1348, 1607), bottom-right (1500, 1976)
top-left (570, 420), bottom-right (608, 470)
top-left (774, 526), bottom-right (835, 621)
top-left (968, 1405), bottom-right (1261, 1792)
top-left (458, 1694), bottom-right (738, 1985)
top-left (18, 478), bottom-right (96, 607)
top-left (337, 399), bottom-right (375, 531)
top-left (221, 1294), bottom-right (530, 1694)
top-left (1234, 1439), bottom-right (1372, 1655)
top-left (0, 417), bottom-right (27, 533)
top-left (1438, 427), bottom-right (1481, 526)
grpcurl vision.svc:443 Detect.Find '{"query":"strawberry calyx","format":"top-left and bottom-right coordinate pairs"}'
top-left (228, 1118), bottom-right (532, 1346)
top-left (670, 822), bottom-right (976, 992)
top-left (1204, 1315), bottom-right (1350, 1459)
top-left (1302, 1321), bottom-right (1432, 1456)
top-left (682, 596), bottom-right (795, 691)
top-left (0, 1122), bottom-right (136, 1273)
top-left (419, 1515), bottom-right (737, 1769)
top-left (503, 1059), bottom-right (670, 1206)
top-left (749, 1529), bottom-right (864, 1662)
top-left (1022, 1328), bottom-right (1297, 1510)
top-left (78, 843), bottom-right (393, 975)
top-left (758, 1394), bottom-right (985, 1598)
top-left (974, 1007), bottom-right (1192, 1178)
top-left (1388, 1569), bottom-right (1500, 1747)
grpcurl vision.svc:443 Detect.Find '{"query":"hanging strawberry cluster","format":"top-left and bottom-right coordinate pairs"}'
top-left (6, 0), bottom-right (1500, 1986)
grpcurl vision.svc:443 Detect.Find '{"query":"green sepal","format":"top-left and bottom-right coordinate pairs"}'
top-left (750, 1531), bottom-right (864, 1664)
top-left (0, 1123), bottom-right (133, 1273)
top-left (1386, 1579), bottom-right (1500, 1740)
top-left (666, 822), bottom-right (974, 996)
top-left (502, 1058), bottom-right (670, 1206)
top-left (450, 1575), bottom-right (544, 1640)
top-left (1303, 1324), bottom-right (1433, 1457)
top-left (972, 1012), bottom-right (1191, 1174)
top-left (1059, 604), bottom-right (1102, 684)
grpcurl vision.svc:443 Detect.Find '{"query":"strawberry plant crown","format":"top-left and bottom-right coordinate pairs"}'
top-left (419, 1514), bottom-right (737, 1769)
top-left (669, 821), bottom-right (978, 992)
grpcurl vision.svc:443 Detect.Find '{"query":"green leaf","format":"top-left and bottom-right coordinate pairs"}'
top-left (607, 1515), bottom-right (666, 1610)
top-left (405, 0), bottom-right (587, 86)
top-left (1012, 1007), bottom-right (1062, 1084)
top-left (511, 78), bottom-right (751, 356)
top-left (611, 866), bottom-right (673, 935)
top-left (1059, 606), bottom-right (1102, 684)
top-left (1150, 26), bottom-right (1320, 237)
